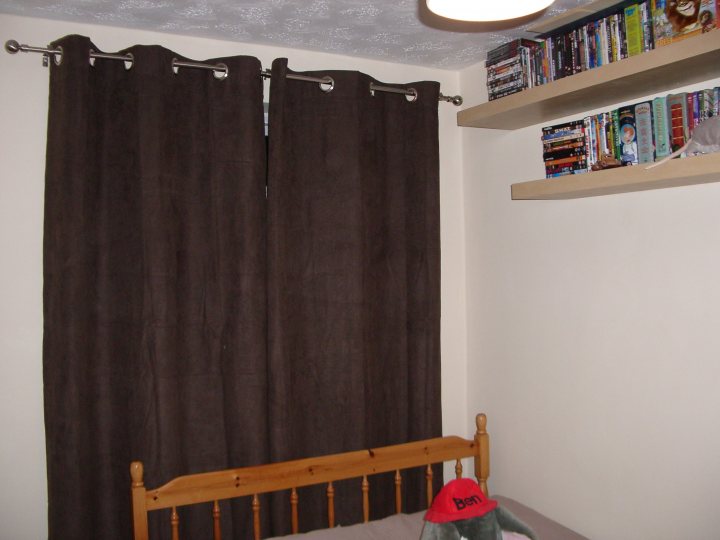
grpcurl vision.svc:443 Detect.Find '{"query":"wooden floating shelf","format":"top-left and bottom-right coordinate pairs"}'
top-left (511, 153), bottom-right (720, 199)
top-left (457, 31), bottom-right (720, 130)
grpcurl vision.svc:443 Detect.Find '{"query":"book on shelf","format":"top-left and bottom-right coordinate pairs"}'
top-left (486, 38), bottom-right (540, 66)
top-left (484, 0), bottom-right (718, 101)
top-left (618, 105), bottom-right (639, 165)
top-left (611, 108), bottom-right (622, 160)
top-left (486, 65), bottom-right (523, 79)
top-left (652, 0), bottom-right (719, 47)
top-left (624, 3), bottom-right (644, 56)
top-left (687, 92), bottom-right (700, 135)
top-left (539, 83), bottom-right (718, 175)
top-left (698, 88), bottom-right (718, 120)
top-left (667, 92), bottom-right (689, 151)
top-left (640, 1), bottom-right (656, 51)
top-left (582, 114), bottom-right (613, 168)
top-left (652, 96), bottom-right (671, 159)
top-left (486, 43), bottom-right (541, 100)
top-left (486, 55), bottom-right (523, 73)
top-left (635, 101), bottom-right (655, 164)
top-left (541, 120), bottom-right (588, 177)
top-left (541, 119), bottom-right (585, 136)
top-left (697, 89), bottom-right (713, 122)
top-left (544, 154), bottom-right (588, 167)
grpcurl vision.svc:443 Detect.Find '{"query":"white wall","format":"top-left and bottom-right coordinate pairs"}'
top-left (0, 14), bottom-right (467, 539)
top-left (461, 60), bottom-right (720, 539)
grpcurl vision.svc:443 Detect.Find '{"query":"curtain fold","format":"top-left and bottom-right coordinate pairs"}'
top-left (43, 35), bottom-right (268, 540)
top-left (266, 58), bottom-right (442, 534)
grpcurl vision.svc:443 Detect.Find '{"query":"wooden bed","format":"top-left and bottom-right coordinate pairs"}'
top-left (131, 414), bottom-right (489, 540)
top-left (130, 413), bottom-right (588, 540)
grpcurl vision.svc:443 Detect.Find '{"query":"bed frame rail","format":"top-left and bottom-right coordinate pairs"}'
top-left (131, 413), bottom-right (490, 540)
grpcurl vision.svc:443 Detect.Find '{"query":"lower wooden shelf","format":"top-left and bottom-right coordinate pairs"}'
top-left (511, 152), bottom-right (720, 200)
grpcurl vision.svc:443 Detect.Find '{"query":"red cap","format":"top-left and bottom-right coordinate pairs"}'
top-left (424, 478), bottom-right (498, 523)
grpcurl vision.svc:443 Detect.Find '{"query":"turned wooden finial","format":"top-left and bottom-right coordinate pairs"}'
top-left (131, 461), bottom-right (144, 487)
top-left (474, 413), bottom-right (490, 496)
top-left (476, 413), bottom-right (487, 435)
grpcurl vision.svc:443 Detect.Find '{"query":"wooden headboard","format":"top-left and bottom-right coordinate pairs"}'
top-left (130, 413), bottom-right (490, 540)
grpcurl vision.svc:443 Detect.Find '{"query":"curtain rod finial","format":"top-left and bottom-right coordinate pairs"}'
top-left (439, 93), bottom-right (463, 106)
top-left (5, 40), bottom-right (20, 54)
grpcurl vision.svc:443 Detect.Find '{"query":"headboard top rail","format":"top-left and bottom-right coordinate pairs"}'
top-left (140, 435), bottom-right (478, 511)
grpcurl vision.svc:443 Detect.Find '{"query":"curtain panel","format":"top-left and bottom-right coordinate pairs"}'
top-left (266, 58), bottom-right (442, 534)
top-left (43, 35), bottom-right (268, 539)
top-left (43, 37), bottom-right (441, 540)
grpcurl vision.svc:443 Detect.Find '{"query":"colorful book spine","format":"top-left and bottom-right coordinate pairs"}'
top-left (609, 15), bottom-right (620, 62)
top-left (584, 116), bottom-right (597, 169)
top-left (652, 0), bottom-right (716, 47)
top-left (698, 89), bottom-right (713, 122)
top-left (651, 0), bottom-right (673, 46)
top-left (652, 96), bottom-right (671, 159)
top-left (611, 108), bottom-right (622, 159)
top-left (635, 102), bottom-right (655, 164)
top-left (686, 93), bottom-right (696, 135)
top-left (605, 112), bottom-right (617, 159)
top-left (624, 4), bottom-right (643, 56)
top-left (666, 92), bottom-right (688, 151)
top-left (598, 113), bottom-right (610, 156)
top-left (618, 105), bottom-right (639, 164)
top-left (486, 38), bottom-right (540, 65)
top-left (640, 0), bottom-right (655, 51)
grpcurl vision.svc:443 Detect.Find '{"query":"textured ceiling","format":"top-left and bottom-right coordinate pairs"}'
top-left (0, 0), bottom-right (591, 70)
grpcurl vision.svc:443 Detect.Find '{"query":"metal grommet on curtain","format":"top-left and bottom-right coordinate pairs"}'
top-left (53, 45), bottom-right (63, 66)
top-left (369, 82), bottom-right (418, 102)
top-left (319, 76), bottom-right (334, 93)
top-left (89, 49), bottom-right (134, 70)
top-left (213, 63), bottom-right (229, 81)
top-left (123, 52), bottom-right (134, 71)
top-left (171, 58), bottom-right (229, 80)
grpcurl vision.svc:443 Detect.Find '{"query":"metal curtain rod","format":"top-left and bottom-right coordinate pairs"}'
top-left (5, 39), bottom-right (463, 106)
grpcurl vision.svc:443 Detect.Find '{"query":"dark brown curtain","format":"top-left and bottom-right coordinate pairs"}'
top-left (43, 35), bottom-right (268, 539)
top-left (43, 37), bottom-right (441, 540)
top-left (266, 58), bottom-right (442, 534)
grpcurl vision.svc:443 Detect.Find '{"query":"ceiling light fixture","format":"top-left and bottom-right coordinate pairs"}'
top-left (426, 0), bottom-right (556, 22)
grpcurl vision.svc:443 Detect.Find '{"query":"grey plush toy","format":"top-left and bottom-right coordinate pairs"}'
top-left (646, 115), bottom-right (720, 169)
top-left (420, 479), bottom-right (538, 540)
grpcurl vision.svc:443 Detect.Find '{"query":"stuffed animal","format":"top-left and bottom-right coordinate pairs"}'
top-left (646, 115), bottom-right (720, 169)
top-left (420, 478), bottom-right (538, 540)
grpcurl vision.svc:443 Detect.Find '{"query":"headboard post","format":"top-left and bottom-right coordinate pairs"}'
top-left (474, 413), bottom-right (490, 496)
top-left (130, 461), bottom-right (149, 540)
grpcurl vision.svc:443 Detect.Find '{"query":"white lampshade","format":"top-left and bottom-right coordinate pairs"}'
top-left (426, 0), bottom-right (556, 21)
